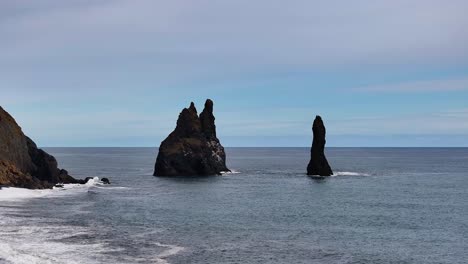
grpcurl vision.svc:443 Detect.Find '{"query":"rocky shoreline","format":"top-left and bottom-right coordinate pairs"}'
top-left (0, 106), bottom-right (103, 189)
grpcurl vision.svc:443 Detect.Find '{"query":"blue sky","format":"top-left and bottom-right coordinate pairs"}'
top-left (1, 0), bottom-right (468, 147)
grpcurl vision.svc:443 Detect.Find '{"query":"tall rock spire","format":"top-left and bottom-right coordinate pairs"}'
top-left (199, 99), bottom-right (216, 139)
top-left (174, 102), bottom-right (201, 137)
top-left (307, 115), bottom-right (333, 176)
top-left (154, 99), bottom-right (229, 176)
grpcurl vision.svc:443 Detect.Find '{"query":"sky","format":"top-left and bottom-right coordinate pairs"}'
top-left (1, 0), bottom-right (468, 147)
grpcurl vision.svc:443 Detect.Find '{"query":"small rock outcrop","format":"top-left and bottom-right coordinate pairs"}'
top-left (0, 106), bottom-right (82, 189)
top-left (101, 178), bottom-right (110, 184)
top-left (154, 99), bottom-right (229, 176)
top-left (307, 116), bottom-right (333, 176)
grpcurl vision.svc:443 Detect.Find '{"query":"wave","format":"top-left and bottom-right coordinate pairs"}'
top-left (0, 231), bottom-right (107, 264)
top-left (0, 178), bottom-right (181, 264)
top-left (221, 170), bottom-right (241, 175)
top-left (0, 187), bottom-right (51, 202)
top-left (0, 202), bottom-right (108, 264)
top-left (332, 171), bottom-right (370, 177)
top-left (94, 186), bottom-right (130, 190)
top-left (0, 177), bottom-right (104, 202)
top-left (153, 242), bottom-right (185, 264)
top-left (0, 241), bottom-right (50, 264)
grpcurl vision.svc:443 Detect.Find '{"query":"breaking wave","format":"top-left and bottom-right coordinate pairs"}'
top-left (332, 171), bottom-right (370, 177)
top-left (0, 177), bottom-right (104, 202)
top-left (221, 170), bottom-right (241, 175)
top-left (153, 242), bottom-right (185, 264)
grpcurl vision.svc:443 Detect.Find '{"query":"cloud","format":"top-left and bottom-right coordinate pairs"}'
top-left (435, 108), bottom-right (468, 118)
top-left (2, 0), bottom-right (468, 102)
top-left (1, 0), bottom-right (468, 69)
top-left (326, 110), bottom-right (468, 135)
top-left (1, 1), bottom-right (467, 146)
top-left (354, 77), bottom-right (468, 93)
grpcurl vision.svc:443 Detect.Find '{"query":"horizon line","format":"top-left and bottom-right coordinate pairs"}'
top-left (41, 146), bottom-right (468, 148)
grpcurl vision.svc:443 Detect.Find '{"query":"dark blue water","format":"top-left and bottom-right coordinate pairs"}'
top-left (1, 148), bottom-right (467, 264)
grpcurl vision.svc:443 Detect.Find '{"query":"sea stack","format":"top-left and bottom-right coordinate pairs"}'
top-left (0, 106), bottom-right (81, 189)
top-left (154, 99), bottom-right (229, 176)
top-left (307, 115), bottom-right (333, 176)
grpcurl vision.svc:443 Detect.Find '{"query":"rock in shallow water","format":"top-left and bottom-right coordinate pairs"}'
top-left (101, 178), bottom-right (110, 184)
top-left (307, 115), bottom-right (333, 176)
top-left (154, 99), bottom-right (229, 176)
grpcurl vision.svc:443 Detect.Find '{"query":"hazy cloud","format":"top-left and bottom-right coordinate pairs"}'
top-left (1, 1), bottom-right (468, 146)
top-left (1, 0), bottom-right (467, 68)
top-left (327, 113), bottom-right (468, 135)
top-left (354, 77), bottom-right (468, 92)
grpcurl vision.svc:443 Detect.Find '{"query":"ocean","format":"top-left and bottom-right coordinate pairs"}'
top-left (0, 147), bottom-right (467, 264)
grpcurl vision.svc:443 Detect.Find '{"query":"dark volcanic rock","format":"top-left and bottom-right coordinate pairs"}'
top-left (0, 106), bottom-right (80, 189)
top-left (154, 99), bottom-right (229, 176)
top-left (101, 178), bottom-right (110, 184)
top-left (307, 116), bottom-right (333, 176)
top-left (199, 99), bottom-right (228, 171)
top-left (26, 137), bottom-right (79, 184)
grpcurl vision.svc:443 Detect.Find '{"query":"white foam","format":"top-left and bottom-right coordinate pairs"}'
top-left (0, 243), bottom-right (48, 264)
top-left (221, 170), bottom-right (241, 175)
top-left (0, 202), bottom-right (108, 264)
top-left (85, 176), bottom-right (102, 186)
top-left (0, 187), bottom-right (52, 201)
top-left (95, 186), bottom-right (130, 190)
top-left (0, 177), bottom-right (103, 202)
top-left (0, 177), bottom-right (180, 264)
top-left (332, 171), bottom-right (370, 176)
top-left (0, 225), bottom-right (108, 264)
top-left (153, 242), bottom-right (185, 264)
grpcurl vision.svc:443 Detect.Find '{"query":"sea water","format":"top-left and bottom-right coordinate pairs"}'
top-left (0, 148), bottom-right (467, 264)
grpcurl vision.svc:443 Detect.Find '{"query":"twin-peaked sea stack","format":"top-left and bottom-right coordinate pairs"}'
top-left (154, 99), bottom-right (229, 176)
top-left (307, 115), bottom-right (333, 176)
top-left (0, 106), bottom-right (81, 189)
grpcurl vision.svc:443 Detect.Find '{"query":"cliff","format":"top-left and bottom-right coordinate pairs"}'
top-left (0, 106), bottom-right (80, 189)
